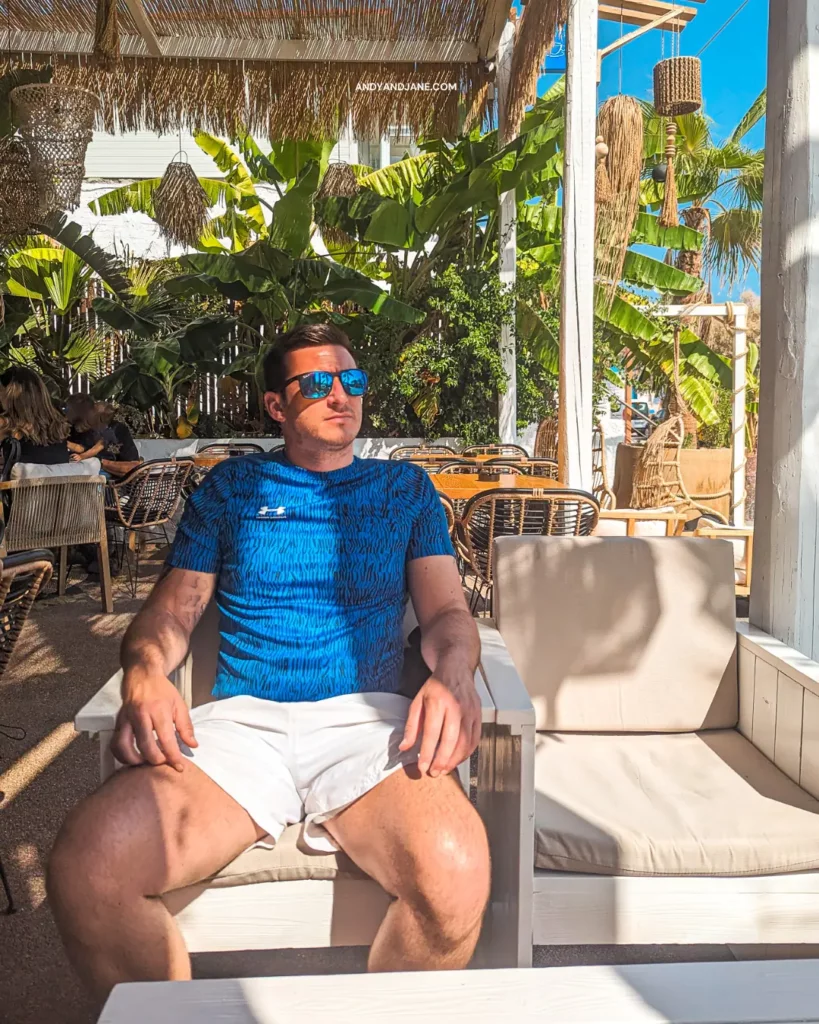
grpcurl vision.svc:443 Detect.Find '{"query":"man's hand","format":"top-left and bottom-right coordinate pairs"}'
top-left (111, 670), bottom-right (198, 772)
top-left (399, 665), bottom-right (481, 777)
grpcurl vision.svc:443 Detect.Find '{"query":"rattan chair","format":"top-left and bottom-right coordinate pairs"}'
top-left (461, 444), bottom-right (528, 459)
top-left (439, 494), bottom-right (456, 538)
top-left (390, 445), bottom-right (456, 461)
top-left (437, 461), bottom-right (482, 475)
top-left (459, 488), bottom-right (600, 613)
top-left (592, 422), bottom-right (617, 510)
top-left (491, 458), bottom-right (560, 480)
top-left (0, 476), bottom-right (112, 613)
top-left (534, 418), bottom-right (558, 460)
top-left (197, 442), bottom-right (266, 457)
top-left (105, 459), bottom-right (194, 596)
top-left (630, 415), bottom-right (730, 523)
top-left (0, 548), bottom-right (54, 913)
top-left (472, 463), bottom-right (523, 475)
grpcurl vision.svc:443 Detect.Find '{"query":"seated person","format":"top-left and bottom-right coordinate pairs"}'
top-left (0, 366), bottom-right (72, 470)
top-left (48, 324), bottom-right (489, 1005)
top-left (96, 402), bottom-right (142, 478)
top-left (65, 393), bottom-right (105, 464)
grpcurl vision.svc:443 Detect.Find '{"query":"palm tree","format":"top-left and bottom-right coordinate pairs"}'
top-left (641, 90), bottom-right (765, 294)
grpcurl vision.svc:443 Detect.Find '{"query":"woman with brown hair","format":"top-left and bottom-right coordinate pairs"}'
top-left (0, 367), bottom-right (71, 468)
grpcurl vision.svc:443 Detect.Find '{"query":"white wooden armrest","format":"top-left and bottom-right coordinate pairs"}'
top-left (476, 620), bottom-right (535, 731)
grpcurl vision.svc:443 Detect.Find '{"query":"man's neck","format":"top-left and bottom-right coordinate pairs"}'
top-left (283, 438), bottom-right (355, 473)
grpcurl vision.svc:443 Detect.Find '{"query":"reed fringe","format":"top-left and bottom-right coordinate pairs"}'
top-left (502, 0), bottom-right (567, 143)
top-left (659, 119), bottom-right (679, 228)
top-left (153, 161), bottom-right (210, 247)
top-left (38, 57), bottom-right (489, 140)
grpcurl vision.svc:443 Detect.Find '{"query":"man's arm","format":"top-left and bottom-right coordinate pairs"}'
top-left (112, 567), bottom-right (216, 772)
top-left (402, 554), bottom-right (481, 777)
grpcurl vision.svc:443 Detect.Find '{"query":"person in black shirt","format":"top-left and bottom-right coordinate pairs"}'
top-left (96, 402), bottom-right (142, 478)
top-left (65, 394), bottom-right (105, 464)
top-left (0, 367), bottom-right (72, 472)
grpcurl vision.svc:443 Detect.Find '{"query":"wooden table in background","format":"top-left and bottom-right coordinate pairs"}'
top-left (432, 474), bottom-right (562, 502)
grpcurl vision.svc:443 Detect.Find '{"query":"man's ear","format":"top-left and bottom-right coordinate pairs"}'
top-left (264, 390), bottom-right (286, 424)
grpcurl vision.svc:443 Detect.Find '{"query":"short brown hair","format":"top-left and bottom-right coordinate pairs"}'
top-left (262, 323), bottom-right (354, 393)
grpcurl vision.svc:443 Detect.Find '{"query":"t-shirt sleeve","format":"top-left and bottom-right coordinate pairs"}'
top-left (407, 467), bottom-right (455, 561)
top-left (166, 463), bottom-right (231, 575)
top-left (114, 421), bottom-right (139, 462)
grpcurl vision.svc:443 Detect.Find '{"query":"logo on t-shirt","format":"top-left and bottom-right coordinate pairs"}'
top-left (256, 505), bottom-right (287, 520)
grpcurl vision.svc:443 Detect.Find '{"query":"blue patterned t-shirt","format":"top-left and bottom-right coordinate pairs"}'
top-left (166, 451), bottom-right (454, 702)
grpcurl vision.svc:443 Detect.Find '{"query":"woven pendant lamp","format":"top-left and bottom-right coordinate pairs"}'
top-left (316, 162), bottom-right (360, 200)
top-left (653, 56), bottom-right (702, 227)
top-left (0, 136), bottom-right (40, 238)
top-left (153, 159), bottom-right (211, 248)
top-left (11, 84), bottom-right (98, 214)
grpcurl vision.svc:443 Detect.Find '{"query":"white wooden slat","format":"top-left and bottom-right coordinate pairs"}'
top-left (774, 673), bottom-right (805, 782)
top-left (533, 871), bottom-right (819, 946)
top-left (751, 658), bottom-right (778, 760)
top-left (100, 960), bottom-right (819, 1023)
top-left (800, 690), bottom-right (819, 799)
top-left (737, 643), bottom-right (756, 739)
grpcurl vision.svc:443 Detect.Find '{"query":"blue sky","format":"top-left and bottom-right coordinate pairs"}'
top-left (539, 0), bottom-right (769, 298)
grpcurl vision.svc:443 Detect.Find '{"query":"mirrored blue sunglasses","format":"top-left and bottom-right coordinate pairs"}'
top-left (283, 368), bottom-right (369, 400)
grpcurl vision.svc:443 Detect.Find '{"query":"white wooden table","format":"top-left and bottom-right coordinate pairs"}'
top-left (99, 960), bottom-right (819, 1023)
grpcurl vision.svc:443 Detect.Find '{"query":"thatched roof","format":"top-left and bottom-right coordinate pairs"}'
top-left (3, 0), bottom-right (523, 137)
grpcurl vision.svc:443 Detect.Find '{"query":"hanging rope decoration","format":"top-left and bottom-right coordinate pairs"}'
top-left (595, 135), bottom-right (612, 208)
top-left (10, 84), bottom-right (98, 213)
top-left (0, 135), bottom-right (40, 239)
top-left (595, 95), bottom-right (644, 309)
top-left (93, 0), bottom-right (121, 69)
top-left (653, 56), bottom-right (702, 228)
top-left (153, 160), bottom-right (211, 248)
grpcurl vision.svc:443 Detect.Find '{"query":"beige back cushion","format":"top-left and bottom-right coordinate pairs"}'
top-left (493, 536), bottom-right (738, 732)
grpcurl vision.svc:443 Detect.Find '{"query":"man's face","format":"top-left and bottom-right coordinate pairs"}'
top-left (264, 344), bottom-right (362, 450)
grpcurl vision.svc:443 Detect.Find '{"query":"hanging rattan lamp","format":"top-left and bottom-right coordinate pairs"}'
top-left (652, 56), bottom-right (702, 228)
top-left (153, 159), bottom-right (211, 248)
top-left (10, 84), bottom-right (99, 214)
top-left (0, 135), bottom-right (40, 239)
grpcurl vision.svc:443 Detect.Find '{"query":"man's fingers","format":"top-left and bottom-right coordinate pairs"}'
top-left (110, 720), bottom-right (143, 766)
top-left (132, 713), bottom-right (166, 766)
top-left (399, 692), bottom-right (424, 751)
top-left (153, 713), bottom-right (186, 773)
top-left (417, 702), bottom-right (444, 775)
top-left (430, 710), bottom-right (462, 777)
top-left (174, 700), bottom-right (198, 749)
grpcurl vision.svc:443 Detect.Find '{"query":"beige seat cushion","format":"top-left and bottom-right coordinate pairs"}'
top-left (207, 824), bottom-right (366, 888)
top-left (535, 729), bottom-right (819, 876)
top-left (494, 536), bottom-right (738, 732)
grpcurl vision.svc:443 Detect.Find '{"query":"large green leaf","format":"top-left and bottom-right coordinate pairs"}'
top-left (268, 161), bottom-right (320, 256)
top-left (89, 177), bottom-right (235, 220)
top-left (731, 89), bottom-right (767, 144)
top-left (181, 244), bottom-right (291, 293)
top-left (93, 297), bottom-right (163, 338)
top-left (517, 300), bottom-right (558, 373)
top-left (357, 154), bottom-right (434, 202)
top-left (270, 140), bottom-right (335, 182)
top-left (629, 213), bottom-right (703, 251)
top-left (296, 260), bottom-right (424, 324)
top-left (595, 291), bottom-right (660, 342)
top-left (165, 273), bottom-right (251, 301)
top-left (91, 361), bottom-right (165, 410)
top-left (132, 336), bottom-right (182, 375)
top-left (621, 252), bottom-right (702, 295)
top-left (34, 212), bottom-right (132, 299)
top-left (194, 133), bottom-right (267, 234)
top-left (363, 198), bottom-right (414, 247)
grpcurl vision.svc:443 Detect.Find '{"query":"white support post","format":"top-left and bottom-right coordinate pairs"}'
top-left (752, 0), bottom-right (819, 660)
top-left (559, 0), bottom-right (598, 489)
top-left (497, 20), bottom-right (518, 445)
top-left (731, 306), bottom-right (747, 527)
top-left (379, 136), bottom-right (391, 170)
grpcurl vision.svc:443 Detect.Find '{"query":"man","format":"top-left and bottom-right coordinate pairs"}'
top-left (48, 323), bottom-right (489, 1002)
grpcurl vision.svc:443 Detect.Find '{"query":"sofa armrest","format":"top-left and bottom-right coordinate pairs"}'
top-left (476, 620), bottom-right (535, 731)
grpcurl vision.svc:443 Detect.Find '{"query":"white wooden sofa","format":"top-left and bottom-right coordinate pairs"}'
top-left (75, 602), bottom-right (521, 967)
top-left (478, 535), bottom-right (819, 966)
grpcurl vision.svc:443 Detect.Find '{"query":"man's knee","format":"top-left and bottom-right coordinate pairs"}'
top-left (402, 811), bottom-right (491, 948)
top-left (48, 767), bottom-right (179, 911)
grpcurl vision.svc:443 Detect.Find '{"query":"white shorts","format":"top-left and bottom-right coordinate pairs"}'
top-left (184, 692), bottom-right (418, 853)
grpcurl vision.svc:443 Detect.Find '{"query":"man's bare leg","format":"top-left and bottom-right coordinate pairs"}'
top-left (324, 765), bottom-right (490, 971)
top-left (47, 763), bottom-right (264, 1005)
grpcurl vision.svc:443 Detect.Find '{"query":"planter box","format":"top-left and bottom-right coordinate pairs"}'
top-left (612, 443), bottom-right (732, 520)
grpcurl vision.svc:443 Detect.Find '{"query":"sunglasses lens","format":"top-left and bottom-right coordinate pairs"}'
top-left (341, 369), bottom-right (368, 396)
top-left (300, 371), bottom-right (333, 399)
